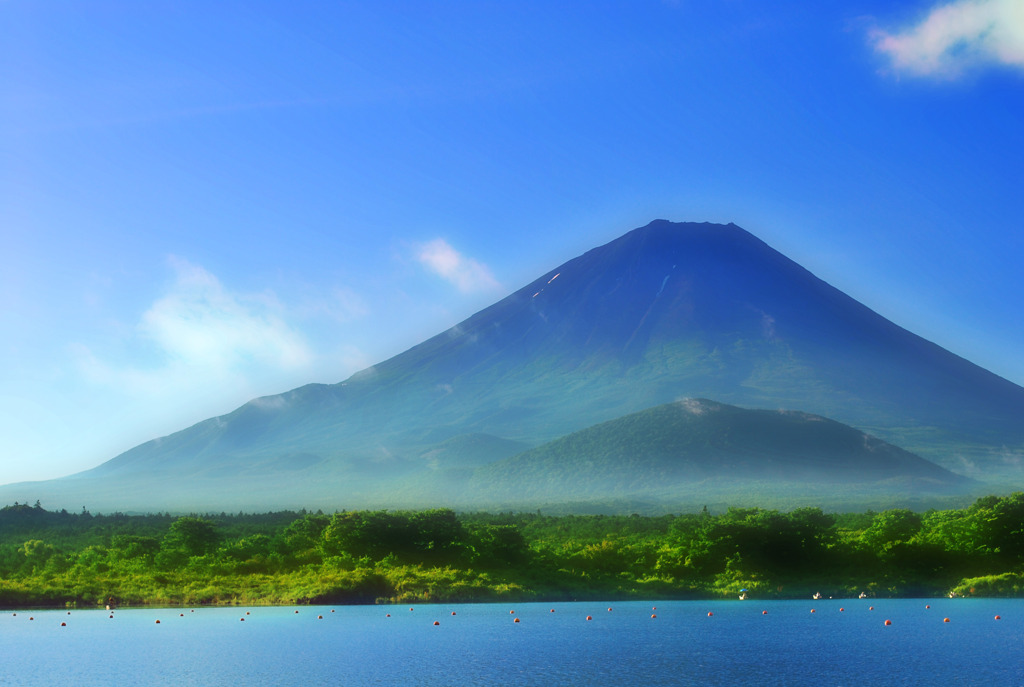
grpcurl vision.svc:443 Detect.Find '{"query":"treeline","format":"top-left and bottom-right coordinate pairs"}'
top-left (3, 494), bottom-right (1024, 607)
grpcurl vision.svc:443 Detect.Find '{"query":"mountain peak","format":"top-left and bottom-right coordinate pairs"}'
top-left (3, 219), bottom-right (1021, 512)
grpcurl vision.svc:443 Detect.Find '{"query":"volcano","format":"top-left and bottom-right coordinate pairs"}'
top-left (4, 220), bottom-right (1021, 512)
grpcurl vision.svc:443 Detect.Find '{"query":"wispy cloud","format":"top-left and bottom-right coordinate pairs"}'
top-left (141, 257), bottom-right (312, 370)
top-left (73, 257), bottom-right (316, 400)
top-left (871, 0), bottom-right (1024, 78)
top-left (248, 395), bottom-right (289, 411)
top-left (415, 238), bottom-right (502, 293)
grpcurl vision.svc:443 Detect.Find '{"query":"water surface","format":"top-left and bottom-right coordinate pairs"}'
top-left (2, 599), bottom-right (1019, 685)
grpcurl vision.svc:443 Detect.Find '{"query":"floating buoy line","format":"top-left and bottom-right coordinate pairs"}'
top-left (5, 603), bottom-right (1009, 634)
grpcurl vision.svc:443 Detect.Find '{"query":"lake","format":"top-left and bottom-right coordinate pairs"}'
top-left (2, 599), bottom-right (1020, 685)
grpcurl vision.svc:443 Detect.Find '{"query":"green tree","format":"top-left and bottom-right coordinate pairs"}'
top-left (409, 509), bottom-right (469, 565)
top-left (972, 493), bottom-right (1024, 563)
top-left (163, 517), bottom-right (219, 557)
top-left (321, 511), bottom-right (396, 559)
top-left (20, 539), bottom-right (56, 572)
top-left (861, 509), bottom-right (922, 553)
top-left (278, 513), bottom-right (330, 561)
top-left (320, 509), bottom-right (470, 565)
top-left (471, 524), bottom-right (530, 568)
top-left (110, 535), bottom-right (161, 560)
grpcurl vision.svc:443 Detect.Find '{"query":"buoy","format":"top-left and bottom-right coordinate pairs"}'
top-left (943, 617), bottom-right (950, 623)
top-left (331, 609), bottom-right (335, 613)
top-left (410, 608), bottom-right (414, 611)
top-left (29, 617), bottom-right (34, 621)
top-left (155, 620), bottom-right (160, 624)
top-left (762, 610), bottom-right (768, 615)
top-left (510, 610), bottom-right (515, 614)
top-left (109, 615), bottom-right (113, 619)
top-left (451, 611), bottom-right (456, 616)
top-left (60, 622), bottom-right (66, 626)
top-left (840, 608), bottom-right (845, 612)
top-left (651, 614), bottom-right (657, 619)
top-left (708, 612), bottom-right (714, 617)
top-left (810, 609), bottom-right (815, 613)
top-left (869, 606), bottom-right (874, 611)
top-left (995, 615), bottom-right (1002, 620)
top-left (586, 615), bottom-right (593, 621)
top-left (67, 611), bottom-right (71, 615)
top-left (433, 621), bottom-right (440, 626)
top-left (318, 615), bottom-right (323, 619)
top-left (294, 610), bottom-right (299, 614)
top-left (652, 606), bottom-right (656, 610)
top-left (550, 609), bottom-right (555, 613)
top-left (608, 607), bottom-right (613, 612)
top-left (240, 618), bottom-right (245, 622)
top-left (926, 605), bottom-right (931, 609)
top-left (514, 617), bottom-right (520, 623)
top-left (386, 613), bottom-right (391, 617)
top-left (246, 611), bottom-right (250, 615)
top-left (884, 619), bottom-right (892, 626)
top-left (191, 610), bottom-right (195, 613)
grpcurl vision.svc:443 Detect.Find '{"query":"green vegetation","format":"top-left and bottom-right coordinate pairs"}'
top-left (4, 495), bottom-right (1024, 607)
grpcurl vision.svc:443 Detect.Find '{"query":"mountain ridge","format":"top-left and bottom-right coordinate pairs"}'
top-left (3, 220), bottom-right (1022, 512)
top-left (470, 398), bottom-right (967, 489)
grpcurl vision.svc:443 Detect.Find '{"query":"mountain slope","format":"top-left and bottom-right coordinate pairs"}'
top-left (460, 398), bottom-right (967, 504)
top-left (3, 220), bottom-right (1022, 512)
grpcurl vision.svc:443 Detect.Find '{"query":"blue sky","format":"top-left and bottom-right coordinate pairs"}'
top-left (2, 0), bottom-right (1022, 485)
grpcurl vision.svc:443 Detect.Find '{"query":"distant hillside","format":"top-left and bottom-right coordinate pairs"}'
top-left (2, 220), bottom-right (1021, 513)
top-left (459, 399), bottom-right (967, 504)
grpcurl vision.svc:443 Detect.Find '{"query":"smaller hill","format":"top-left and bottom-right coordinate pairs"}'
top-left (462, 399), bottom-right (969, 506)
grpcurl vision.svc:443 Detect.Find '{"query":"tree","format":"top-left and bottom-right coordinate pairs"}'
top-left (860, 509), bottom-right (922, 553)
top-left (20, 539), bottom-right (56, 571)
top-left (162, 517), bottom-right (219, 557)
top-left (225, 534), bottom-right (273, 559)
top-left (319, 509), bottom-right (471, 565)
top-left (321, 511), bottom-right (393, 559)
top-left (471, 525), bottom-right (530, 568)
top-left (975, 493), bottom-right (1024, 562)
top-left (278, 513), bottom-right (330, 559)
top-left (110, 535), bottom-right (161, 561)
top-left (409, 509), bottom-right (469, 565)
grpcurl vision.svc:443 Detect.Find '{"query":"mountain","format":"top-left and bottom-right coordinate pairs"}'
top-left (3, 220), bottom-right (1022, 512)
top-left (446, 398), bottom-right (969, 509)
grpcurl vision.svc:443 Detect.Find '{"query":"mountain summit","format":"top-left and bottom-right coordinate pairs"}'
top-left (4, 221), bottom-right (1021, 512)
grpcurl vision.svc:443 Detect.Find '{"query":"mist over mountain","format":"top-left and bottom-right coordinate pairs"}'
top-left (447, 398), bottom-right (969, 509)
top-left (4, 220), bottom-right (1022, 513)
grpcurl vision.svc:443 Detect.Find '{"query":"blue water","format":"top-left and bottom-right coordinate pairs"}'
top-left (1, 599), bottom-right (1021, 685)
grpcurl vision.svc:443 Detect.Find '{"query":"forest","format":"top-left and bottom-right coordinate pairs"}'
top-left (3, 494), bottom-right (1024, 608)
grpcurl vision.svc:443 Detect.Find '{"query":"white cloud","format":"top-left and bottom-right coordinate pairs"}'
top-left (141, 257), bottom-right (312, 370)
top-left (248, 395), bottom-right (289, 410)
top-left (73, 257), bottom-right (316, 400)
top-left (872, 0), bottom-right (1024, 77)
top-left (680, 398), bottom-right (710, 415)
top-left (415, 238), bottom-right (502, 293)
